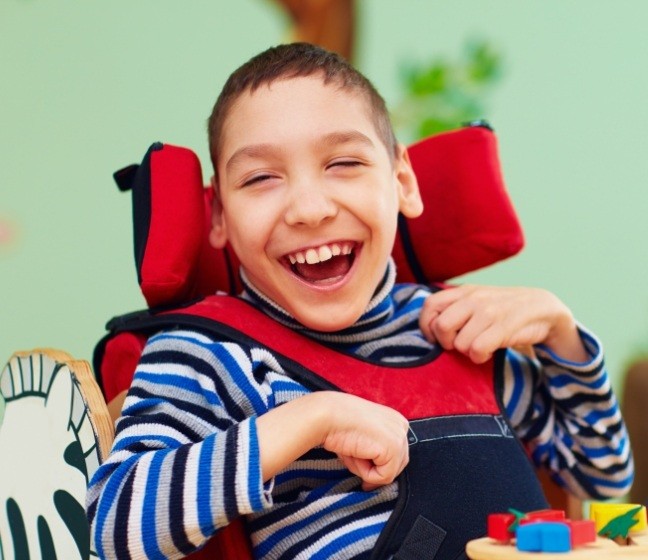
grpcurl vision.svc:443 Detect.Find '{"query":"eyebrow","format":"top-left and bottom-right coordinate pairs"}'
top-left (320, 130), bottom-right (375, 149)
top-left (225, 130), bottom-right (375, 172)
top-left (225, 144), bottom-right (279, 173)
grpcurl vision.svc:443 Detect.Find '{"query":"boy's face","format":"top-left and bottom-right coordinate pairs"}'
top-left (210, 76), bottom-right (422, 331)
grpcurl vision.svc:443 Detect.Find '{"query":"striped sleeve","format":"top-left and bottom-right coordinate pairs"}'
top-left (86, 330), bottom-right (274, 559)
top-left (503, 325), bottom-right (634, 500)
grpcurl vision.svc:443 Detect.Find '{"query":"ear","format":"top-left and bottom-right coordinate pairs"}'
top-left (208, 175), bottom-right (228, 249)
top-left (395, 144), bottom-right (423, 218)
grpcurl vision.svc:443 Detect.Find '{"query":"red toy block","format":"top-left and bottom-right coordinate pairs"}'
top-left (520, 509), bottom-right (566, 524)
top-left (566, 519), bottom-right (597, 547)
top-left (488, 513), bottom-right (517, 542)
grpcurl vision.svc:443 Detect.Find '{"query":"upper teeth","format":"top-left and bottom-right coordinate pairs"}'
top-left (288, 243), bottom-right (352, 265)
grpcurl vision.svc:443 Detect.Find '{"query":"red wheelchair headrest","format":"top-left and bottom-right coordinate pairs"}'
top-left (114, 124), bottom-right (524, 308)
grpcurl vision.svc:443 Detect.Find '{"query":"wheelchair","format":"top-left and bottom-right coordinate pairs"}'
top-left (3, 123), bottom-right (582, 560)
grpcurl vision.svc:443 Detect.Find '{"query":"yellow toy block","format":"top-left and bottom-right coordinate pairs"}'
top-left (589, 503), bottom-right (647, 535)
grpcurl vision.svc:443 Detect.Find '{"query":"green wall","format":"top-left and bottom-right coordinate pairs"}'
top-left (2, 1), bottom-right (647, 393)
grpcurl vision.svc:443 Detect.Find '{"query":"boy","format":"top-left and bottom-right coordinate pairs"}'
top-left (87, 43), bottom-right (633, 559)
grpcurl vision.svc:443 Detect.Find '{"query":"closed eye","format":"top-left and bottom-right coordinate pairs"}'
top-left (327, 160), bottom-right (363, 170)
top-left (242, 173), bottom-right (276, 187)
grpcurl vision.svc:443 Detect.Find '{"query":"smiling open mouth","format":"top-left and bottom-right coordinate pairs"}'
top-left (285, 242), bottom-right (357, 284)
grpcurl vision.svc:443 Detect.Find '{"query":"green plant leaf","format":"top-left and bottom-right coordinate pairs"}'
top-left (392, 38), bottom-right (503, 141)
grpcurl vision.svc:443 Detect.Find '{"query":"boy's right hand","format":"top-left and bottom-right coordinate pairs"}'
top-left (319, 392), bottom-right (410, 490)
top-left (257, 391), bottom-right (409, 490)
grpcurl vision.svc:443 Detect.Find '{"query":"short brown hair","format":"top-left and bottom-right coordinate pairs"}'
top-left (207, 42), bottom-right (397, 172)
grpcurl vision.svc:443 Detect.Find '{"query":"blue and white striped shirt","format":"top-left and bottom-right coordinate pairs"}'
top-left (87, 264), bottom-right (633, 559)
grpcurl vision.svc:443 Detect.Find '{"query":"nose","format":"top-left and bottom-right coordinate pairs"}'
top-left (284, 179), bottom-right (338, 227)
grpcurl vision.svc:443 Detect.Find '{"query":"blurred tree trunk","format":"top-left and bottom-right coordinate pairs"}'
top-left (272, 0), bottom-right (355, 62)
top-left (622, 359), bottom-right (648, 504)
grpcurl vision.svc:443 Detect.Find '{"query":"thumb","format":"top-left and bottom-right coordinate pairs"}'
top-left (419, 308), bottom-right (439, 344)
top-left (338, 456), bottom-right (393, 491)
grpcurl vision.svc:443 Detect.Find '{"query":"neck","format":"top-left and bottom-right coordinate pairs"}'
top-left (239, 259), bottom-right (397, 335)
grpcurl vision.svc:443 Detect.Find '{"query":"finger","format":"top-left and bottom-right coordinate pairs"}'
top-left (467, 326), bottom-right (507, 364)
top-left (339, 455), bottom-right (373, 479)
top-left (469, 345), bottom-right (495, 365)
top-left (343, 455), bottom-right (396, 489)
top-left (421, 286), bottom-right (477, 347)
top-left (361, 481), bottom-right (382, 491)
top-left (421, 286), bottom-right (466, 316)
top-left (364, 462), bottom-right (399, 487)
top-left (452, 311), bottom-right (496, 359)
top-left (430, 299), bottom-right (474, 350)
top-left (368, 440), bottom-right (409, 485)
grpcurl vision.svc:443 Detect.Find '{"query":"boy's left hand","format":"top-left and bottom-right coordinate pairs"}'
top-left (420, 285), bottom-right (589, 364)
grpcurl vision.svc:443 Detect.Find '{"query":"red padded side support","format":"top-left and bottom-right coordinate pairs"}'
top-left (100, 332), bottom-right (147, 403)
top-left (141, 146), bottom-right (205, 308)
top-left (395, 126), bottom-right (524, 283)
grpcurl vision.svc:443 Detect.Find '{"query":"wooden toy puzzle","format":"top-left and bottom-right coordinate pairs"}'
top-left (0, 349), bottom-right (113, 560)
top-left (466, 503), bottom-right (648, 559)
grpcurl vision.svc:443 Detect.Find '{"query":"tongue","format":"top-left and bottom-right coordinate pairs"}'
top-left (294, 255), bottom-right (352, 283)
